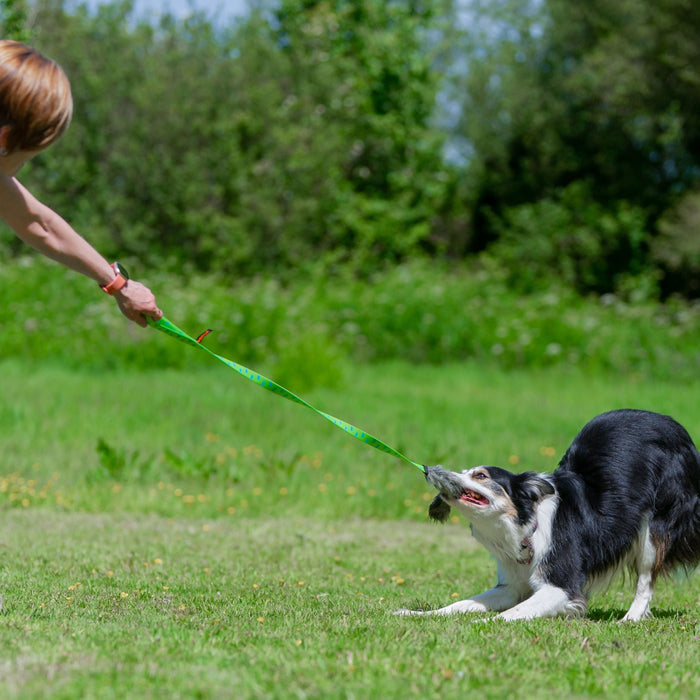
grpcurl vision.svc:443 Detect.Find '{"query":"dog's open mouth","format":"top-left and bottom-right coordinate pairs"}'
top-left (459, 488), bottom-right (489, 506)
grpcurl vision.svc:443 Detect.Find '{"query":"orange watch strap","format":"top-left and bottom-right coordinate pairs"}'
top-left (100, 265), bottom-right (128, 295)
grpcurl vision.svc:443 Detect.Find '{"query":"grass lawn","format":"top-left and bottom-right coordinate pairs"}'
top-left (1, 511), bottom-right (698, 699)
top-left (1, 359), bottom-right (699, 698)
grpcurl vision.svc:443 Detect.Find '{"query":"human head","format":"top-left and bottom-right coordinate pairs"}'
top-left (0, 40), bottom-right (73, 155)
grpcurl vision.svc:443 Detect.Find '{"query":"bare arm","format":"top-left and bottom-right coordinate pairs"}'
top-left (0, 174), bottom-right (162, 326)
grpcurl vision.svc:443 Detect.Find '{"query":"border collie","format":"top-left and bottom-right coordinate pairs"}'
top-left (398, 409), bottom-right (700, 621)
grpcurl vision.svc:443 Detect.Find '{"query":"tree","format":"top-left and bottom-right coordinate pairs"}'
top-left (0, 0), bottom-right (31, 40)
top-left (447, 0), bottom-right (700, 294)
top-left (239, 0), bottom-right (451, 270)
top-left (12, 0), bottom-right (449, 276)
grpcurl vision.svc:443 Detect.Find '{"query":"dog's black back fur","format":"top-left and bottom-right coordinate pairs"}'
top-left (544, 409), bottom-right (700, 596)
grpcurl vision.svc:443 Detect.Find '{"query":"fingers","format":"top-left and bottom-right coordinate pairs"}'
top-left (114, 281), bottom-right (163, 327)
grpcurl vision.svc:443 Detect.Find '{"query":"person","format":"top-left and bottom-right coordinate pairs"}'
top-left (0, 39), bottom-right (162, 327)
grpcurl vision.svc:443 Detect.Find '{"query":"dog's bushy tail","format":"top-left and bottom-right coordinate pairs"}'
top-left (679, 448), bottom-right (700, 569)
top-left (686, 495), bottom-right (700, 565)
top-left (657, 446), bottom-right (700, 574)
top-left (674, 499), bottom-right (700, 574)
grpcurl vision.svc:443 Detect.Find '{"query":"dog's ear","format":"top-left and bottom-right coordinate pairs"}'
top-left (428, 494), bottom-right (452, 522)
top-left (519, 473), bottom-right (555, 502)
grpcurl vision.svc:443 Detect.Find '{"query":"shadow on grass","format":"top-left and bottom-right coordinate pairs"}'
top-left (396, 603), bottom-right (689, 623)
top-left (586, 607), bottom-right (687, 622)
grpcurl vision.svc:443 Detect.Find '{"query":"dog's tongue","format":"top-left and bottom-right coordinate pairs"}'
top-left (460, 489), bottom-right (488, 505)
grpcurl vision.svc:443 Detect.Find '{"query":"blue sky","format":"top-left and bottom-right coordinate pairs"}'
top-left (77, 0), bottom-right (251, 22)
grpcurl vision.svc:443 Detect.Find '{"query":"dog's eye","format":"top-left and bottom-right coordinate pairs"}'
top-left (472, 471), bottom-right (488, 480)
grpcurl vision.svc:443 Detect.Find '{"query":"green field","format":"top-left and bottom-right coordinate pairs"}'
top-left (1, 357), bottom-right (699, 699)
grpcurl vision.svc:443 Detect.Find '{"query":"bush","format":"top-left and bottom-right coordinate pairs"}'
top-left (653, 189), bottom-right (700, 298)
top-left (0, 258), bottom-right (697, 382)
top-left (488, 181), bottom-right (649, 295)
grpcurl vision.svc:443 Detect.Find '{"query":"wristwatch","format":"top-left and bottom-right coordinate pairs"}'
top-left (100, 262), bottom-right (130, 295)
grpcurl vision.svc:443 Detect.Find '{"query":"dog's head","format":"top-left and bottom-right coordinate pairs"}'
top-left (424, 464), bottom-right (554, 526)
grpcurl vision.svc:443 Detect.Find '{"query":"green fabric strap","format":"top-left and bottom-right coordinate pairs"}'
top-left (148, 317), bottom-right (425, 473)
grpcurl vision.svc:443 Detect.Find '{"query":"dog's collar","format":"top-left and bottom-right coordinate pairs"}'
top-left (518, 521), bottom-right (538, 565)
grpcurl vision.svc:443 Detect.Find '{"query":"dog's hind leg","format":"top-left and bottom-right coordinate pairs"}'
top-left (620, 521), bottom-right (657, 622)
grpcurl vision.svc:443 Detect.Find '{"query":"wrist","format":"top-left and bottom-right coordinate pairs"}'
top-left (100, 262), bottom-right (130, 295)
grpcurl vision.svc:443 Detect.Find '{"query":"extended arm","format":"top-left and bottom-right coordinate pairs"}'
top-left (0, 174), bottom-right (162, 326)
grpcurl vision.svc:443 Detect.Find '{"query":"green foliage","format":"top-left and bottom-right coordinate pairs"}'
top-left (93, 437), bottom-right (154, 483)
top-left (489, 181), bottom-right (649, 294)
top-left (10, 0), bottom-right (448, 276)
top-left (545, 0), bottom-right (700, 194)
top-left (653, 188), bottom-right (700, 298)
top-left (0, 258), bottom-right (697, 382)
top-left (448, 0), bottom-right (700, 293)
top-left (0, 0), bottom-right (31, 40)
top-left (2, 0), bottom-right (700, 298)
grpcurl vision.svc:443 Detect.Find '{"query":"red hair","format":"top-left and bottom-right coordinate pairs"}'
top-left (0, 40), bottom-right (73, 152)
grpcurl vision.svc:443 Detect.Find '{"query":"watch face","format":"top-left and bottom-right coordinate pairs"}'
top-left (113, 262), bottom-right (130, 280)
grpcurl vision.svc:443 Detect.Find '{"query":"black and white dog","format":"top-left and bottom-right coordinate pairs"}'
top-left (399, 409), bottom-right (700, 621)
